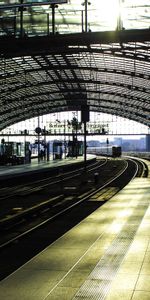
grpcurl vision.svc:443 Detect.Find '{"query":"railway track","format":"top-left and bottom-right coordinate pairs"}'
top-left (0, 156), bottom-right (147, 280)
top-left (0, 158), bottom-right (106, 219)
top-left (0, 157), bottom-right (145, 240)
top-left (1, 157), bottom-right (128, 223)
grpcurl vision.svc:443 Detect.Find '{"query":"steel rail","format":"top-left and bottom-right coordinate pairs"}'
top-left (0, 159), bottom-right (106, 200)
top-left (0, 158), bottom-right (131, 249)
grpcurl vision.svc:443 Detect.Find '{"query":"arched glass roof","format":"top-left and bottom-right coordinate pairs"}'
top-left (0, 1), bottom-right (150, 130)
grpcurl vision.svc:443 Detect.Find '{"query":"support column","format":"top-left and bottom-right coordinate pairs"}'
top-left (51, 4), bottom-right (56, 34)
top-left (83, 120), bottom-right (87, 171)
top-left (20, 0), bottom-right (24, 37)
top-left (85, 0), bottom-right (88, 32)
top-left (81, 105), bottom-right (89, 171)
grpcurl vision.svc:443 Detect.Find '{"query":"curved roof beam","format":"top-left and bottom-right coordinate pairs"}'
top-left (0, 29), bottom-right (150, 129)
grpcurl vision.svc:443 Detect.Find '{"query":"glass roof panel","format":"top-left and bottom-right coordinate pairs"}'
top-left (0, 0), bottom-right (149, 36)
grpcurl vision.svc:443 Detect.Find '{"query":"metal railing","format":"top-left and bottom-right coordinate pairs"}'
top-left (0, 2), bottom-right (149, 38)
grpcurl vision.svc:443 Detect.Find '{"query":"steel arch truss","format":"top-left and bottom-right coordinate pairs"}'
top-left (0, 29), bottom-right (150, 130)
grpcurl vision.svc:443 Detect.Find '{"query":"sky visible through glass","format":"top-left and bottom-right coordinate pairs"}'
top-left (1, 111), bottom-right (148, 136)
top-left (0, 0), bottom-right (149, 32)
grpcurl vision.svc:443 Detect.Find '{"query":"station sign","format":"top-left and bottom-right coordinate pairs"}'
top-left (35, 127), bottom-right (42, 134)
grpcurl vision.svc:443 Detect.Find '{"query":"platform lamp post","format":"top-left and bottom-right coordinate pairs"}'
top-left (35, 125), bottom-right (42, 163)
top-left (81, 105), bottom-right (89, 172)
top-left (85, 0), bottom-right (88, 32)
top-left (82, 0), bottom-right (91, 32)
top-left (51, 3), bottom-right (58, 34)
top-left (43, 126), bottom-right (47, 161)
top-left (19, 0), bottom-right (26, 38)
top-left (106, 137), bottom-right (109, 156)
top-left (64, 120), bottom-right (67, 159)
top-left (24, 129), bottom-right (27, 162)
top-left (71, 117), bottom-right (80, 159)
top-left (19, 0), bottom-right (23, 37)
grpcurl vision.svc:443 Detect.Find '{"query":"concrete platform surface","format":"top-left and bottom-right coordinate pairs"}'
top-left (0, 155), bottom-right (95, 178)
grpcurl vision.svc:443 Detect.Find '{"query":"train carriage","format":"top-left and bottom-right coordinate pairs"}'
top-left (87, 146), bottom-right (122, 157)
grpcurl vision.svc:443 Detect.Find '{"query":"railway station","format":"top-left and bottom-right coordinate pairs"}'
top-left (0, 0), bottom-right (150, 299)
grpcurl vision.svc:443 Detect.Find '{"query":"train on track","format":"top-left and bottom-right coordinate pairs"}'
top-left (87, 146), bottom-right (122, 158)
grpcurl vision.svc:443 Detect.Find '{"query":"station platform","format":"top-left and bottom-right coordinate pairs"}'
top-left (0, 155), bottom-right (95, 179)
top-left (0, 160), bottom-right (150, 299)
